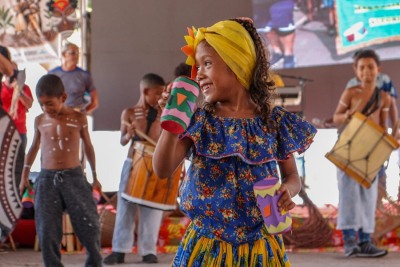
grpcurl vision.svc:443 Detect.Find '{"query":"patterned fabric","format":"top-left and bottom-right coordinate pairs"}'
top-left (1, 83), bottom-right (33, 134)
top-left (172, 223), bottom-right (290, 267)
top-left (48, 66), bottom-right (96, 110)
top-left (345, 73), bottom-right (398, 98)
top-left (175, 106), bottom-right (316, 265)
top-left (0, 108), bottom-right (23, 241)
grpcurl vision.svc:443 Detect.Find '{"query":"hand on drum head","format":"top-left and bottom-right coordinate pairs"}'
top-left (158, 83), bottom-right (172, 110)
top-left (277, 183), bottom-right (296, 213)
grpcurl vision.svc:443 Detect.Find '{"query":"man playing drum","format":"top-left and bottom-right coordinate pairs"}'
top-left (103, 73), bottom-right (165, 265)
top-left (332, 50), bottom-right (390, 258)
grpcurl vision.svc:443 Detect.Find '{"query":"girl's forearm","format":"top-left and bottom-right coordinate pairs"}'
top-left (153, 130), bottom-right (186, 178)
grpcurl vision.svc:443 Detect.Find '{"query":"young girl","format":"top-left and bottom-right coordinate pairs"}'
top-left (153, 18), bottom-right (316, 266)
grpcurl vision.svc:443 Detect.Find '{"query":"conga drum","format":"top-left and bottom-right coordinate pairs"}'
top-left (325, 112), bottom-right (399, 188)
top-left (121, 141), bottom-right (183, 211)
top-left (99, 194), bottom-right (118, 248)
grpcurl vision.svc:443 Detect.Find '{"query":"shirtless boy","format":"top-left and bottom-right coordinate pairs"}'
top-left (333, 49), bottom-right (390, 258)
top-left (19, 74), bottom-right (102, 267)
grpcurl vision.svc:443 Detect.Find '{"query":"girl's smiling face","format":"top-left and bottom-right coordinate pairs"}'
top-left (195, 41), bottom-right (239, 104)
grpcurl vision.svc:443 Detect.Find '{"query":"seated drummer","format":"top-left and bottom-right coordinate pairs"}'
top-left (103, 73), bottom-right (165, 265)
top-left (332, 49), bottom-right (390, 258)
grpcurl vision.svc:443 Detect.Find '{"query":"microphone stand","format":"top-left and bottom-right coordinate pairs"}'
top-left (278, 74), bottom-right (314, 117)
top-left (278, 74), bottom-right (314, 200)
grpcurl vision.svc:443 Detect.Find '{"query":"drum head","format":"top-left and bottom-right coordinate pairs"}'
top-left (0, 108), bottom-right (23, 241)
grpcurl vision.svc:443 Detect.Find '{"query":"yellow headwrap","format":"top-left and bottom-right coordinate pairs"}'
top-left (181, 20), bottom-right (256, 90)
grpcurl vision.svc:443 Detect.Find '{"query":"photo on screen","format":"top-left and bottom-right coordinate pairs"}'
top-left (252, 0), bottom-right (400, 69)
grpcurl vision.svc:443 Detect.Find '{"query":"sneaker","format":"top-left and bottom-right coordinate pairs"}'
top-left (357, 242), bottom-right (388, 258)
top-left (270, 53), bottom-right (283, 65)
top-left (142, 254), bottom-right (158, 263)
top-left (344, 243), bottom-right (360, 257)
top-left (103, 252), bottom-right (125, 265)
top-left (283, 55), bottom-right (295, 68)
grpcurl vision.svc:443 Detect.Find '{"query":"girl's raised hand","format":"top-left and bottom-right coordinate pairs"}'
top-left (158, 82), bottom-right (172, 110)
top-left (277, 183), bottom-right (296, 212)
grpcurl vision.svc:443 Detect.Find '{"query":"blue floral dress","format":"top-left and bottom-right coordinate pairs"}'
top-left (173, 106), bottom-right (317, 267)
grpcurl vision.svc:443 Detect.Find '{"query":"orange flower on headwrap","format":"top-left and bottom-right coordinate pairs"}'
top-left (181, 27), bottom-right (198, 79)
top-left (181, 20), bottom-right (256, 90)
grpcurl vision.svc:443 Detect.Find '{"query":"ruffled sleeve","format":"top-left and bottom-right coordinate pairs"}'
top-left (180, 107), bottom-right (316, 164)
top-left (272, 106), bottom-right (317, 160)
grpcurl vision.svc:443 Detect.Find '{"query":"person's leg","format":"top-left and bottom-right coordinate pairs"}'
top-left (104, 159), bottom-right (137, 265)
top-left (356, 178), bottom-right (388, 258)
top-left (336, 169), bottom-right (361, 256)
top-left (266, 0), bottom-right (296, 66)
top-left (278, 31), bottom-right (296, 68)
top-left (15, 133), bottom-right (27, 196)
top-left (342, 229), bottom-right (359, 256)
top-left (306, 0), bottom-right (314, 21)
top-left (265, 30), bottom-right (283, 64)
top-left (280, 32), bottom-right (295, 55)
top-left (357, 229), bottom-right (388, 257)
top-left (60, 168), bottom-right (102, 267)
top-left (265, 30), bottom-right (282, 53)
top-left (357, 229), bottom-right (370, 244)
top-left (112, 159), bottom-right (137, 252)
top-left (138, 205), bottom-right (163, 263)
top-left (270, 0), bottom-right (296, 68)
top-left (35, 170), bottom-right (64, 267)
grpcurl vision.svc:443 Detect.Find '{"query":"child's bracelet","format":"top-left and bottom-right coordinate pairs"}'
top-left (23, 164), bottom-right (31, 169)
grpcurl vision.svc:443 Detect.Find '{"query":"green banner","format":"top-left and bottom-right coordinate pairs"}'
top-left (336, 0), bottom-right (400, 55)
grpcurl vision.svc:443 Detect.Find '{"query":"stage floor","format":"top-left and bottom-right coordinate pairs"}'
top-left (1, 248), bottom-right (400, 267)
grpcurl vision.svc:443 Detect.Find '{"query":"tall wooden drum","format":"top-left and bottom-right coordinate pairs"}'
top-left (121, 141), bottom-right (182, 211)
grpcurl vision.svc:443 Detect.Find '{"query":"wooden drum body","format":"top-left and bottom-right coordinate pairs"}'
top-left (121, 141), bottom-right (182, 210)
top-left (325, 112), bottom-right (399, 188)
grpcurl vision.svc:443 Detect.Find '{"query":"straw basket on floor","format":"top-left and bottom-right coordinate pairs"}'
top-left (282, 178), bottom-right (333, 248)
top-left (99, 194), bottom-right (117, 248)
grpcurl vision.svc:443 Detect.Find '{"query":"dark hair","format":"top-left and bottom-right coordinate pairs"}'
top-left (203, 18), bottom-right (275, 123)
top-left (0, 46), bottom-right (11, 82)
top-left (36, 74), bottom-right (65, 98)
top-left (352, 49), bottom-right (380, 66)
top-left (0, 46), bottom-right (11, 60)
top-left (142, 73), bottom-right (166, 87)
top-left (174, 62), bottom-right (191, 77)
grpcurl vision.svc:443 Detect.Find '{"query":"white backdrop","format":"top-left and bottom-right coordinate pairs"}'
top-left (22, 63), bottom-right (400, 208)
